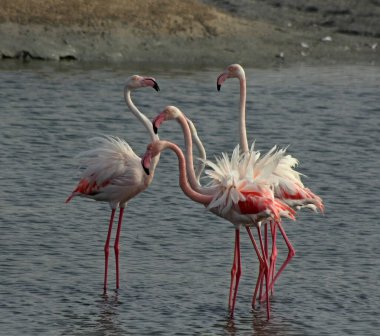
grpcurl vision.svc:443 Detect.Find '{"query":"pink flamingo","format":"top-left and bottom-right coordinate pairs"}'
top-left (65, 75), bottom-right (161, 291)
top-left (152, 106), bottom-right (296, 319)
top-left (217, 64), bottom-right (324, 302)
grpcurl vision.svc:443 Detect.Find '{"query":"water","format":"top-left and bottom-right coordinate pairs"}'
top-left (0, 61), bottom-right (379, 335)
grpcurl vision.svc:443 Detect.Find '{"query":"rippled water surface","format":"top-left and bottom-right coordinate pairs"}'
top-left (1, 62), bottom-right (379, 335)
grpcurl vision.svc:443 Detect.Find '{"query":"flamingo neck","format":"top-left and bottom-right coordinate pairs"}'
top-left (124, 87), bottom-right (160, 174)
top-left (239, 76), bottom-right (249, 153)
top-left (187, 118), bottom-right (206, 183)
top-left (176, 114), bottom-right (202, 191)
top-left (124, 88), bottom-right (158, 143)
top-left (162, 141), bottom-right (212, 205)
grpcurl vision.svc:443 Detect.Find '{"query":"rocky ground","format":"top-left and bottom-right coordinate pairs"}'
top-left (0, 0), bottom-right (379, 67)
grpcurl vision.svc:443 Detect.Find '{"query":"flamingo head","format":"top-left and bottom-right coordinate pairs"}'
top-left (152, 105), bottom-right (181, 134)
top-left (141, 141), bottom-right (164, 175)
top-left (125, 75), bottom-right (160, 91)
top-left (216, 64), bottom-right (245, 91)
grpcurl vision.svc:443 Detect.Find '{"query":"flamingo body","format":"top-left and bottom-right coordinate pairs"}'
top-left (66, 136), bottom-right (148, 207)
top-left (66, 75), bottom-right (160, 291)
top-left (150, 106), bottom-right (297, 319)
top-left (217, 64), bottom-right (323, 303)
top-left (203, 143), bottom-right (296, 224)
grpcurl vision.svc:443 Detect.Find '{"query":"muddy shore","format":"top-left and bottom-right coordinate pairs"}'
top-left (0, 0), bottom-right (379, 67)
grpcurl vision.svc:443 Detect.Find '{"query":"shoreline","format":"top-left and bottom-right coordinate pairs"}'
top-left (0, 1), bottom-right (379, 67)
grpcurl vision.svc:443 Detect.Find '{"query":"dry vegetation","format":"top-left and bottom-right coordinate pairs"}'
top-left (1, 0), bottom-right (377, 64)
top-left (0, 0), bottom-right (243, 37)
top-left (0, 0), bottom-right (277, 64)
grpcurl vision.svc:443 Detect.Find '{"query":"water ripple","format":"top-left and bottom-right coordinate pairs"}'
top-left (1, 63), bottom-right (379, 335)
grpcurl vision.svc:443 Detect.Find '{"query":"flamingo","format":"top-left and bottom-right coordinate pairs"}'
top-left (65, 75), bottom-right (161, 291)
top-left (153, 107), bottom-right (210, 194)
top-left (151, 106), bottom-right (296, 319)
top-left (217, 64), bottom-right (324, 302)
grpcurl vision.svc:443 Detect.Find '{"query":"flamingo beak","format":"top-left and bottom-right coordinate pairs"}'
top-left (152, 122), bottom-right (158, 134)
top-left (152, 113), bottom-right (165, 134)
top-left (141, 151), bottom-right (152, 175)
top-left (143, 77), bottom-right (160, 92)
top-left (143, 164), bottom-right (150, 176)
top-left (152, 80), bottom-right (160, 92)
top-left (216, 72), bottom-right (228, 91)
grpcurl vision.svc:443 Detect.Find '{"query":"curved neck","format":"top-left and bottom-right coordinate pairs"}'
top-left (163, 141), bottom-right (212, 205)
top-left (176, 114), bottom-right (203, 191)
top-left (124, 88), bottom-right (158, 142)
top-left (239, 76), bottom-right (249, 153)
top-left (186, 118), bottom-right (206, 182)
top-left (124, 87), bottom-right (160, 173)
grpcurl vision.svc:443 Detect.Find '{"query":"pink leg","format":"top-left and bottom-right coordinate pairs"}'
top-left (258, 223), bottom-right (269, 301)
top-left (270, 221), bottom-right (295, 290)
top-left (229, 229), bottom-right (242, 317)
top-left (259, 269), bottom-right (264, 302)
top-left (264, 223), bottom-right (269, 260)
top-left (245, 227), bottom-right (266, 309)
top-left (269, 222), bottom-right (278, 295)
top-left (257, 226), bottom-right (270, 320)
top-left (228, 233), bottom-right (238, 309)
top-left (114, 207), bottom-right (125, 290)
top-left (259, 221), bottom-right (278, 302)
top-left (104, 208), bottom-right (116, 291)
top-left (253, 268), bottom-right (265, 308)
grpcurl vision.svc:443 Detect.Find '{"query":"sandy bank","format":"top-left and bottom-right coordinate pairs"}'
top-left (0, 0), bottom-right (379, 67)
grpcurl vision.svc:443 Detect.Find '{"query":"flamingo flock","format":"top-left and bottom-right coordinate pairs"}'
top-left (66, 64), bottom-right (323, 319)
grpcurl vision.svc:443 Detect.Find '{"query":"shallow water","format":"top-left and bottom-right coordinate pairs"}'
top-left (0, 61), bottom-right (379, 335)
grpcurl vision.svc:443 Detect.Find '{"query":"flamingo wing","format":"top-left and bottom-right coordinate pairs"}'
top-left (269, 152), bottom-right (324, 212)
top-left (204, 143), bottom-right (299, 223)
top-left (66, 136), bottom-right (145, 203)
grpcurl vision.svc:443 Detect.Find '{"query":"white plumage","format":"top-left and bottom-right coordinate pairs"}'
top-left (203, 143), bottom-right (295, 220)
top-left (66, 74), bottom-right (160, 291)
top-left (67, 136), bottom-right (147, 208)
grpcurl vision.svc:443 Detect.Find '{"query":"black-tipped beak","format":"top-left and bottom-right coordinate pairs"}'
top-left (217, 83), bottom-right (221, 91)
top-left (152, 122), bottom-right (158, 134)
top-left (153, 80), bottom-right (160, 92)
top-left (142, 163), bottom-right (150, 175)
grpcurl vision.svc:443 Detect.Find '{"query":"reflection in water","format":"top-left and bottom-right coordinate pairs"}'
top-left (224, 316), bottom-right (237, 335)
top-left (251, 308), bottom-right (300, 336)
top-left (221, 310), bottom-right (293, 336)
top-left (251, 310), bottom-right (280, 336)
top-left (1, 64), bottom-right (379, 335)
top-left (95, 292), bottom-right (124, 336)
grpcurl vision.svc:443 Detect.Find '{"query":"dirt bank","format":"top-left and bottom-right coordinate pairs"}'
top-left (0, 0), bottom-right (379, 67)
